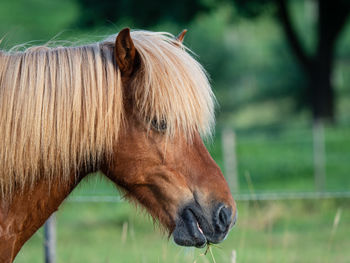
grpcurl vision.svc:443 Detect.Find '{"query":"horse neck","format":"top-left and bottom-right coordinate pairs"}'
top-left (0, 172), bottom-right (84, 262)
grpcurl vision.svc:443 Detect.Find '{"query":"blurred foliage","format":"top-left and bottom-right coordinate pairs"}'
top-left (231, 0), bottom-right (275, 18)
top-left (0, 0), bottom-right (78, 47)
top-left (230, 0), bottom-right (350, 120)
top-left (74, 0), bottom-right (214, 27)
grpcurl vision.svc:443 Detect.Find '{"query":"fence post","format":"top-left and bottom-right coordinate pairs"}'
top-left (313, 119), bottom-right (326, 192)
top-left (231, 250), bottom-right (237, 263)
top-left (222, 128), bottom-right (239, 193)
top-left (44, 213), bottom-right (56, 263)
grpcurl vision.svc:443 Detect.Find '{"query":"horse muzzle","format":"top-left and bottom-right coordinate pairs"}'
top-left (172, 202), bottom-right (237, 248)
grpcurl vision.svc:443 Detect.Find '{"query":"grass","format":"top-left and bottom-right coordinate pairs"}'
top-left (14, 198), bottom-right (350, 263)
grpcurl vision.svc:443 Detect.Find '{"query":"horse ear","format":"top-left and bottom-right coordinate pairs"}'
top-left (115, 28), bottom-right (137, 77)
top-left (176, 29), bottom-right (187, 43)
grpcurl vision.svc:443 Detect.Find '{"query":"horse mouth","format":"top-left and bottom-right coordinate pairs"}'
top-left (173, 207), bottom-right (208, 248)
top-left (172, 202), bottom-right (236, 248)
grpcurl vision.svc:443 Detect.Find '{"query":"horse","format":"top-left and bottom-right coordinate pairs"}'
top-left (0, 28), bottom-right (236, 262)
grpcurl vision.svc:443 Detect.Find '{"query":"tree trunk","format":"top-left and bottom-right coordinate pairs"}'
top-left (276, 0), bottom-right (350, 122)
top-left (309, 57), bottom-right (334, 121)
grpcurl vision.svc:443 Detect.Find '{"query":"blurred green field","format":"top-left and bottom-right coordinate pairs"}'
top-left (15, 198), bottom-right (350, 263)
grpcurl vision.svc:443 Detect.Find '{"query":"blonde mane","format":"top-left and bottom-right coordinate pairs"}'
top-left (0, 30), bottom-right (214, 197)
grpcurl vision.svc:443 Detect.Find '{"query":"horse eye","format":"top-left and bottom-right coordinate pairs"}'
top-left (151, 118), bottom-right (167, 131)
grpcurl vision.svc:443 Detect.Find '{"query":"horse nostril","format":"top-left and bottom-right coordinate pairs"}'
top-left (215, 206), bottom-right (233, 233)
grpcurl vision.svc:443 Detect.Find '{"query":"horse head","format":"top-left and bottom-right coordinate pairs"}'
top-left (104, 28), bottom-right (237, 248)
